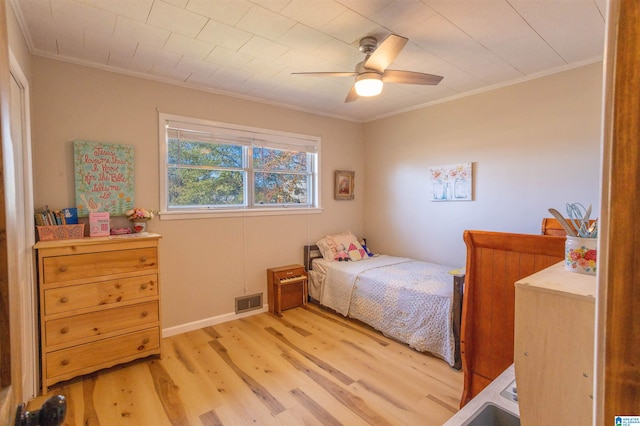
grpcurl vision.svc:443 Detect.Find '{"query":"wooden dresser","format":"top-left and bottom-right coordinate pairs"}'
top-left (35, 234), bottom-right (162, 394)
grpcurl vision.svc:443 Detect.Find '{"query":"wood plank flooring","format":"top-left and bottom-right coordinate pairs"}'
top-left (27, 304), bottom-right (463, 425)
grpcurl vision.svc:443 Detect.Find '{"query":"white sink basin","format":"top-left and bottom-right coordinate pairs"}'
top-left (461, 402), bottom-right (521, 426)
top-left (443, 365), bottom-right (519, 426)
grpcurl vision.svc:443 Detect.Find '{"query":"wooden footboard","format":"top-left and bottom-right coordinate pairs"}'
top-left (459, 230), bottom-right (565, 407)
top-left (451, 274), bottom-right (464, 370)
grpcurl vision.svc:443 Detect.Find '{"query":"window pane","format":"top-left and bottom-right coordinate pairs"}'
top-left (169, 168), bottom-right (244, 206)
top-left (161, 114), bottom-right (320, 213)
top-left (169, 138), bottom-right (242, 168)
top-left (253, 147), bottom-right (307, 172)
top-left (254, 172), bottom-right (308, 205)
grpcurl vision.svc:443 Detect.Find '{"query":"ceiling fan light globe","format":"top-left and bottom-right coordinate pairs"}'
top-left (354, 73), bottom-right (383, 97)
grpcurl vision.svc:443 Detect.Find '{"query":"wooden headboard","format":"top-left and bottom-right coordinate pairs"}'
top-left (303, 244), bottom-right (322, 271)
top-left (460, 229), bottom-right (565, 407)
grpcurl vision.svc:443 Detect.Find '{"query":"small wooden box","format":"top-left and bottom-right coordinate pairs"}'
top-left (267, 265), bottom-right (307, 317)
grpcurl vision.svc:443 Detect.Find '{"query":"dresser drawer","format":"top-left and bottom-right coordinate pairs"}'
top-left (45, 301), bottom-right (159, 347)
top-left (43, 247), bottom-right (157, 284)
top-left (44, 274), bottom-right (157, 315)
top-left (46, 328), bottom-right (160, 380)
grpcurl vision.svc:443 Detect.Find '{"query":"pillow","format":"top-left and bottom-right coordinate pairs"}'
top-left (316, 237), bottom-right (335, 260)
top-left (347, 242), bottom-right (366, 261)
top-left (317, 231), bottom-right (362, 261)
top-left (331, 231), bottom-right (359, 250)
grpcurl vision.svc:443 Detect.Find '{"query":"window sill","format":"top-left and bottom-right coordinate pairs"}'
top-left (158, 207), bottom-right (323, 220)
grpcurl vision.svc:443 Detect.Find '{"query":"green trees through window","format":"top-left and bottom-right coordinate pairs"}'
top-left (168, 140), bottom-right (244, 206)
top-left (253, 147), bottom-right (309, 205)
top-left (161, 114), bottom-right (319, 213)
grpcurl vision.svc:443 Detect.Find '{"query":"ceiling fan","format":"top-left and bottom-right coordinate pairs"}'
top-left (292, 34), bottom-right (443, 103)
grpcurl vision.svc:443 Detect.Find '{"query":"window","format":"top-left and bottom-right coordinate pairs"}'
top-left (159, 113), bottom-right (320, 218)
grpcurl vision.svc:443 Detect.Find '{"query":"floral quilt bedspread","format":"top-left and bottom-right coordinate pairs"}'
top-left (328, 257), bottom-right (456, 366)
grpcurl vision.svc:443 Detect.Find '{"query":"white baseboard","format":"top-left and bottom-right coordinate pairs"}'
top-left (162, 305), bottom-right (269, 338)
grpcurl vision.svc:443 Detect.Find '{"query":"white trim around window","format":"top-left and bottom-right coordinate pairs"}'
top-left (158, 113), bottom-right (322, 220)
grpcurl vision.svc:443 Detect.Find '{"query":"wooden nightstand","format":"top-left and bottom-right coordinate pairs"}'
top-left (267, 265), bottom-right (308, 317)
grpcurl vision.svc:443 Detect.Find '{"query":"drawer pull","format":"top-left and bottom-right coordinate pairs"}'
top-left (59, 297), bottom-right (68, 304)
top-left (58, 265), bottom-right (68, 272)
top-left (139, 256), bottom-right (147, 263)
top-left (61, 359), bottom-right (70, 366)
top-left (140, 283), bottom-right (148, 290)
top-left (141, 311), bottom-right (148, 317)
top-left (60, 327), bottom-right (69, 334)
top-left (138, 337), bottom-right (150, 351)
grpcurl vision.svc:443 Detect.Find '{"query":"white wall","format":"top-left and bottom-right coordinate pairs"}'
top-left (30, 57), bottom-right (365, 330)
top-left (363, 62), bottom-right (603, 267)
top-left (28, 56), bottom-right (604, 330)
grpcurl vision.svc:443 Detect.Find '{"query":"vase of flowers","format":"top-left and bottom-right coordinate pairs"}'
top-left (565, 236), bottom-right (597, 275)
top-left (126, 208), bottom-right (155, 233)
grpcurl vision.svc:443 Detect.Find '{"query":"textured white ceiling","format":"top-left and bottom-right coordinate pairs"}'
top-left (10, 0), bottom-right (607, 122)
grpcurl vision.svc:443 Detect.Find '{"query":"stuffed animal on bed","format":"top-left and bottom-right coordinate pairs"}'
top-left (334, 245), bottom-right (350, 261)
top-left (335, 251), bottom-right (349, 261)
top-left (359, 239), bottom-right (375, 257)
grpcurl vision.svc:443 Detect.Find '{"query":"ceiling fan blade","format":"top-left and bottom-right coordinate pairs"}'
top-left (345, 85), bottom-right (358, 103)
top-left (291, 71), bottom-right (357, 77)
top-left (382, 70), bottom-right (443, 85)
top-left (363, 34), bottom-right (408, 73)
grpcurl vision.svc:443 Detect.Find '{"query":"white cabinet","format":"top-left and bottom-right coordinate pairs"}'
top-left (514, 262), bottom-right (595, 425)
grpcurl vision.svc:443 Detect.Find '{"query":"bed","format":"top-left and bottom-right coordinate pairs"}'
top-left (303, 235), bottom-right (464, 369)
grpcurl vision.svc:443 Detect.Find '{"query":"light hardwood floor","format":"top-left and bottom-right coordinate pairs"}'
top-left (28, 304), bottom-right (463, 425)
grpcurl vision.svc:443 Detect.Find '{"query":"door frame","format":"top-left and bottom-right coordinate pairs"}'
top-left (8, 48), bottom-right (36, 401)
top-left (0, 0), bottom-right (20, 419)
top-left (596, 0), bottom-right (640, 421)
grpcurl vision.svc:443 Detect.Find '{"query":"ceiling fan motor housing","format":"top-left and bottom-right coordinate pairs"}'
top-left (359, 36), bottom-right (378, 55)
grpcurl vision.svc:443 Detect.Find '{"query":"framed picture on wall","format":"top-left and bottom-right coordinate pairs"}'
top-left (73, 140), bottom-right (135, 216)
top-left (429, 162), bottom-right (473, 201)
top-left (335, 170), bottom-right (355, 200)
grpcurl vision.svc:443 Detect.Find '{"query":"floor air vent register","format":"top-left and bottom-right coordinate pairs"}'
top-left (235, 293), bottom-right (263, 314)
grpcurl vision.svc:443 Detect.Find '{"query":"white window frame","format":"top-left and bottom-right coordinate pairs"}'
top-left (158, 113), bottom-right (322, 220)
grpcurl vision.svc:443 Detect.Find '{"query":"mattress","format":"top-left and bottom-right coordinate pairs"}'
top-left (309, 255), bottom-right (456, 366)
